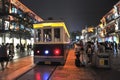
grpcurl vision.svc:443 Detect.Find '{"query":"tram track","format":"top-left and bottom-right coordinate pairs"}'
top-left (16, 64), bottom-right (58, 80)
top-left (47, 65), bottom-right (57, 80)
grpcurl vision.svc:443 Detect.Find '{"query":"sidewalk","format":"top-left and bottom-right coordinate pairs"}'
top-left (50, 49), bottom-right (96, 80)
top-left (50, 49), bottom-right (120, 80)
top-left (111, 53), bottom-right (120, 69)
top-left (0, 56), bottom-right (34, 80)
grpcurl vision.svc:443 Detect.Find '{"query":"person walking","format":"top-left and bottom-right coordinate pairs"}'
top-left (74, 41), bottom-right (81, 67)
top-left (0, 43), bottom-right (9, 70)
top-left (79, 48), bottom-right (88, 66)
top-left (86, 44), bottom-right (92, 63)
top-left (97, 43), bottom-right (105, 54)
top-left (9, 43), bottom-right (14, 61)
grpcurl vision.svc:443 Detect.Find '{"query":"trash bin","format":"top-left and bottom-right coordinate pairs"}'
top-left (96, 53), bottom-right (111, 68)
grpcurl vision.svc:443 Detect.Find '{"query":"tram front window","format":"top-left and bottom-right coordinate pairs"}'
top-left (54, 28), bottom-right (60, 42)
top-left (43, 29), bottom-right (52, 42)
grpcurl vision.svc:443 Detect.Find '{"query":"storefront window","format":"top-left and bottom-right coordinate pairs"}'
top-left (15, 23), bottom-right (19, 31)
top-left (17, 9), bottom-right (23, 18)
top-left (10, 22), bottom-right (15, 31)
top-left (106, 24), bottom-right (115, 34)
top-left (11, 6), bottom-right (17, 14)
top-left (10, 22), bottom-right (19, 31)
top-left (4, 20), bottom-right (9, 30)
top-left (4, 0), bottom-right (10, 13)
top-left (20, 24), bottom-right (24, 31)
top-left (106, 14), bottom-right (115, 23)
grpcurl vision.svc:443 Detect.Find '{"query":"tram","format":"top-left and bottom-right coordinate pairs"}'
top-left (33, 20), bottom-right (70, 65)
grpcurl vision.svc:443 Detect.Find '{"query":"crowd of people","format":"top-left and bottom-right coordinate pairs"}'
top-left (0, 43), bottom-right (32, 71)
top-left (74, 40), bottom-right (118, 67)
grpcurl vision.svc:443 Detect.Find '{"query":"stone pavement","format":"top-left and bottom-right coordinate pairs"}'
top-left (50, 49), bottom-right (120, 80)
top-left (0, 49), bottom-right (120, 80)
top-left (0, 56), bottom-right (34, 80)
top-left (49, 49), bottom-right (97, 80)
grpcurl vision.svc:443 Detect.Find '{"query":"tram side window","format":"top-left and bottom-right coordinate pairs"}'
top-left (54, 28), bottom-right (60, 42)
top-left (43, 29), bottom-right (52, 42)
top-left (37, 29), bottom-right (41, 42)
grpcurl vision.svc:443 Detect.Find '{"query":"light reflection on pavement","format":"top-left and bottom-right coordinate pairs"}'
top-left (16, 65), bottom-right (57, 80)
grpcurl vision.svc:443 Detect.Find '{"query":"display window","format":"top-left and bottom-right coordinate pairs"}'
top-left (11, 5), bottom-right (17, 14)
top-left (20, 24), bottom-right (24, 31)
top-left (4, 20), bottom-right (9, 30)
top-left (106, 24), bottom-right (115, 34)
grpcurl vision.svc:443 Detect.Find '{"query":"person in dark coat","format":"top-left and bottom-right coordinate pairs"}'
top-left (0, 43), bottom-right (9, 70)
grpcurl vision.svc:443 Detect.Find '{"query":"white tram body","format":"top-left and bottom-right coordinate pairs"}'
top-left (33, 20), bottom-right (70, 65)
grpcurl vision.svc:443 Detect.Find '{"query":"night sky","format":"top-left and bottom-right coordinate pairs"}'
top-left (20, 0), bottom-right (119, 32)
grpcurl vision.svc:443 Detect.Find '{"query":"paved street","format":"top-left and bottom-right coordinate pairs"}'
top-left (50, 49), bottom-right (120, 80)
top-left (0, 49), bottom-right (120, 80)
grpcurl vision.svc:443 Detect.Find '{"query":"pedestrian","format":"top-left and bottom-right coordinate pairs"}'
top-left (97, 43), bottom-right (105, 54)
top-left (74, 42), bottom-right (81, 60)
top-left (113, 41), bottom-right (118, 54)
top-left (79, 48), bottom-right (88, 66)
top-left (0, 43), bottom-right (9, 70)
top-left (27, 44), bottom-right (31, 55)
top-left (9, 43), bottom-right (14, 61)
top-left (86, 44), bottom-right (92, 63)
top-left (74, 41), bottom-right (81, 67)
top-left (16, 43), bottom-right (20, 53)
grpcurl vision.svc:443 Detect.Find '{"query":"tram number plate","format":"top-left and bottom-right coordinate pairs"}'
top-left (45, 61), bottom-right (51, 64)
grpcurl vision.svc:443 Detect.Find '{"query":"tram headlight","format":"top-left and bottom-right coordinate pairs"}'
top-left (54, 48), bottom-right (61, 56)
top-left (44, 50), bottom-right (49, 55)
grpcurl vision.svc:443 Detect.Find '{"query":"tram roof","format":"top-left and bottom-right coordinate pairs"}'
top-left (33, 20), bottom-right (70, 37)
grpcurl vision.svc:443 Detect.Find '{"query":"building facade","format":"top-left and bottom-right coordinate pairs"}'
top-left (0, 0), bottom-right (43, 49)
top-left (100, 1), bottom-right (120, 43)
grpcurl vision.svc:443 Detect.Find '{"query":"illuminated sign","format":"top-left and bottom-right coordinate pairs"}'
top-left (87, 27), bottom-right (94, 32)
